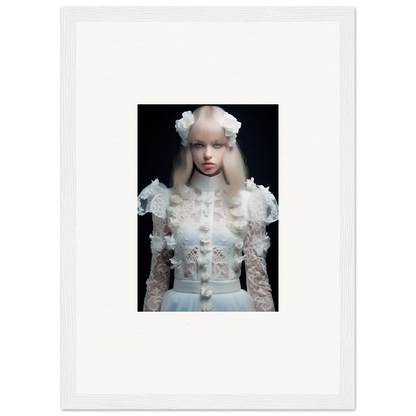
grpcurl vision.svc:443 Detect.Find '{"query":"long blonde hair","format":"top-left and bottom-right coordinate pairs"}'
top-left (172, 106), bottom-right (248, 201)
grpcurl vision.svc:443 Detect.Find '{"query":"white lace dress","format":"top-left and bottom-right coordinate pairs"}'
top-left (137, 170), bottom-right (279, 312)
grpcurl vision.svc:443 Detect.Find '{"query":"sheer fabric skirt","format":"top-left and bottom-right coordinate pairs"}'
top-left (161, 279), bottom-right (255, 312)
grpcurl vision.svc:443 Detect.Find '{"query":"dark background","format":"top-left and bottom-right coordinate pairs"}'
top-left (137, 104), bottom-right (279, 311)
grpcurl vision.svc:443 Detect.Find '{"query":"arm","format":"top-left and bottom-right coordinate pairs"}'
top-left (243, 195), bottom-right (275, 312)
top-left (143, 212), bottom-right (173, 312)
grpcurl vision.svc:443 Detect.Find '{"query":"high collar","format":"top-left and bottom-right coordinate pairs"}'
top-left (189, 169), bottom-right (227, 192)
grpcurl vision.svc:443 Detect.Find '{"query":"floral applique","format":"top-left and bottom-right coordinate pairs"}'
top-left (165, 235), bottom-right (176, 250)
top-left (149, 234), bottom-right (164, 254)
top-left (254, 235), bottom-right (271, 257)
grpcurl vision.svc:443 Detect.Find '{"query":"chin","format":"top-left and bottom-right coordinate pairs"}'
top-left (195, 165), bottom-right (222, 176)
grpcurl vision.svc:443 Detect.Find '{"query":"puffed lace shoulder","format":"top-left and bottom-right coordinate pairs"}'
top-left (244, 177), bottom-right (279, 224)
top-left (137, 179), bottom-right (170, 218)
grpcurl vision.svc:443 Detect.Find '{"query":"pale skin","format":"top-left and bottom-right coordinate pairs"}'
top-left (190, 133), bottom-right (228, 177)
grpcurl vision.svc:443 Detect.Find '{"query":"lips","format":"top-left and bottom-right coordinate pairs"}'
top-left (203, 163), bottom-right (215, 167)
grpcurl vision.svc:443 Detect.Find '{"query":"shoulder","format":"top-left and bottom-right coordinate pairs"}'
top-left (137, 179), bottom-right (173, 218)
top-left (240, 177), bottom-right (279, 224)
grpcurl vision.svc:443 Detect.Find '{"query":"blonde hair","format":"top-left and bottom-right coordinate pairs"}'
top-left (172, 106), bottom-right (248, 201)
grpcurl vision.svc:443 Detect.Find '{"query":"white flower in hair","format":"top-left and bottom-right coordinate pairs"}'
top-left (175, 111), bottom-right (195, 146)
top-left (218, 112), bottom-right (242, 147)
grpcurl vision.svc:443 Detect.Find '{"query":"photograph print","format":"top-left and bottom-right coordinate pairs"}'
top-left (137, 104), bottom-right (279, 312)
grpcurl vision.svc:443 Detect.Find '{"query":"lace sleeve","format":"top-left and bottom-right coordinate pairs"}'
top-left (137, 179), bottom-right (168, 218)
top-left (243, 194), bottom-right (275, 312)
top-left (143, 212), bottom-right (173, 312)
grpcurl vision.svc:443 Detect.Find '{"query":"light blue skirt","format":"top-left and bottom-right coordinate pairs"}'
top-left (160, 279), bottom-right (255, 312)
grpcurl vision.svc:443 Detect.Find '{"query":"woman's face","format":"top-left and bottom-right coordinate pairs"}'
top-left (190, 133), bottom-right (228, 176)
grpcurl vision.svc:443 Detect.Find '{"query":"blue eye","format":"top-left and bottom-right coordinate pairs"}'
top-left (214, 144), bottom-right (222, 148)
top-left (194, 143), bottom-right (203, 148)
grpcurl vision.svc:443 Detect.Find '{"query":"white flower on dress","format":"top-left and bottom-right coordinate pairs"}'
top-left (169, 256), bottom-right (181, 269)
top-left (169, 216), bottom-right (180, 228)
top-left (199, 257), bottom-right (209, 269)
top-left (229, 219), bottom-right (248, 233)
top-left (201, 272), bottom-right (210, 283)
top-left (201, 283), bottom-right (213, 298)
top-left (167, 206), bottom-right (181, 228)
top-left (233, 254), bottom-right (246, 270)
top-left (165, 235), bottom-right (176, 251)
top-left (258, 185), bottom-right (274, 204)
top-left (175, 111), bottom-right (195, 146)
top-left (149, 234), bottom-right (164, 254)
top-left (218, 112), bottom-right (242, 147)
top-left (151, 178), bottom-right (160, 186)
top-left (202, 303), bottom-right (212, 312)
top-left (245, 177), bottom-right (256, 189)
top-left (201, 244), bottom-right (212, 254)
top-left (235, 238), bottom-right (244, 250)
top-left (200, 234), bottom-right (211, 244)
top-left (255, 235), bottom-right (271, 257)
top-left (227, 195), bottom-right (242, 207)
top-left (203, 207), bottom-right (211, 217)
top-left (200, 221), bottom-right (210, 232)
top-left (170, 194), bottom-right (183, 204)
top-left (167, 206), bottom-right (180, 218)
top-left (204, 197), bottom-right (212, 205)
top-left (231, 207), bottom-right (245, 218)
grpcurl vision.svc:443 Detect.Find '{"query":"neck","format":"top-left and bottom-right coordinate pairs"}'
top-left (189, 169), bottom-right (227, 192)
top-left (195, 166), bottom-right (222, 177)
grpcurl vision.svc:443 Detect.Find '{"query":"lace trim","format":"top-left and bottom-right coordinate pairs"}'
top-left (143, 213), bottom-right (173, 312)
top-left (244, 194), bottom-right (275, 312)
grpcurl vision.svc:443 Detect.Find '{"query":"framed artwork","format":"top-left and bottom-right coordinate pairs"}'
top-left (137, 104), bottom-right (279, 312)
top-left (61, 6), bottom-right (355, 409)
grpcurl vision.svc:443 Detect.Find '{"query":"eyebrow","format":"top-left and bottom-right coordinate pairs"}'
top-left (194, 140), bottom-right (225, 144)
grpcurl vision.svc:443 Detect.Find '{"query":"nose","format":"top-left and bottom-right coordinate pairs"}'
top-left (204, 146), bottom-right (212, 159)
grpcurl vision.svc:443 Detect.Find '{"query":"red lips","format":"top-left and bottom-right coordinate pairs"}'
top-left (203, 163), bottom-right (215, 167)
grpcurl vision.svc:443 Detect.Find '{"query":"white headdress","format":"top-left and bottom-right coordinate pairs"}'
top-left (175, 109), bottom-right (242, 147)
top-left (174, 111), bottom-right (195, 147)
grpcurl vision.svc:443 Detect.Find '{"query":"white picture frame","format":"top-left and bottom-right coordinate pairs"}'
top-left (61, 6), bottom-right (355, 409)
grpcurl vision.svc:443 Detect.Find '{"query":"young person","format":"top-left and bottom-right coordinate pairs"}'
top-left (137, 106), bottom-right (278, 312)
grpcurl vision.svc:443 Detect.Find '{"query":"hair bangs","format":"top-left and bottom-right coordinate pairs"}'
top-left (189, 118), bottom-right (225, 143)
top-left (188, 105), bottom-right (226, 144)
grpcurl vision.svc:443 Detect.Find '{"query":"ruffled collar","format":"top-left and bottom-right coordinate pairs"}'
top-left (189, 169), bottom-right (227, 192)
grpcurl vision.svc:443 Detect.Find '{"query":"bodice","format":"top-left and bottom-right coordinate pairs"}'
top-left (137, 170), bottom-right (279, 312)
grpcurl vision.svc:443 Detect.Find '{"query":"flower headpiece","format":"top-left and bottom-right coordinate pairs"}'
top-left (175, 110), bottom-right (242, 147)
top-left (174, 111), bottom-right (195, 147)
